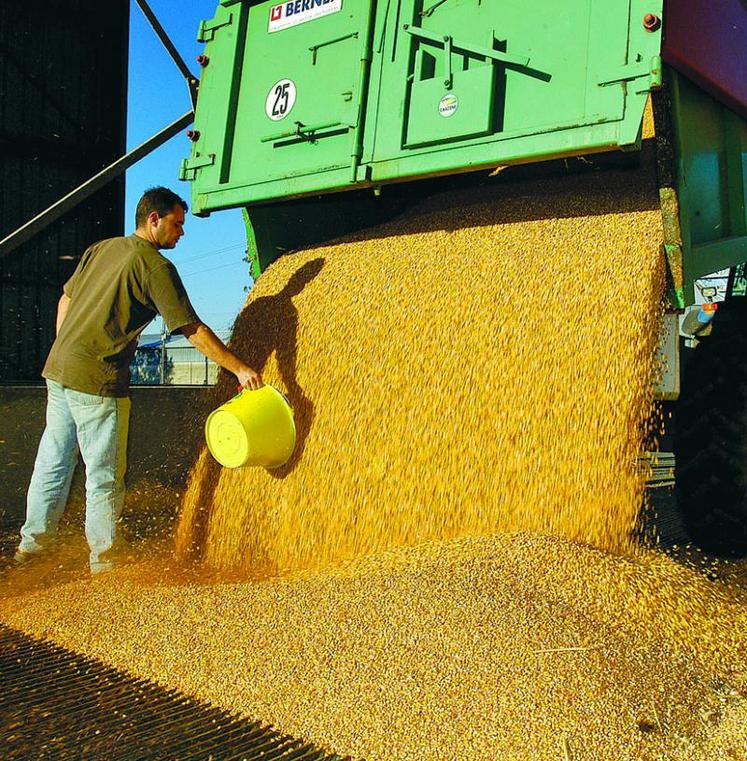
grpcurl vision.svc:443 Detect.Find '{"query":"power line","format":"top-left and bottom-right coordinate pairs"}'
top-left (175, 241), bottom-right (246, 265)
top-left (181, 260), bottom-right (249, 279)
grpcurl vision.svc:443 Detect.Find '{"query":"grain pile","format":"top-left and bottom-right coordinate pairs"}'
top-left (176, 158), bottom-right (666, 575)
top-left (2, 149), bottom-right (747, 759)
top-left (1, 534), bottom-right (745, 761)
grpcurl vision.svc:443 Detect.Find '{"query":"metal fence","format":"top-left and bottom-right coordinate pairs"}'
top-left (130, 345), bottom-right (219, 386)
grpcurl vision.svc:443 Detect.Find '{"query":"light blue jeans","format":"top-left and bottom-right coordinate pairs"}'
top-left (19, 380), bottom-right (130, 573)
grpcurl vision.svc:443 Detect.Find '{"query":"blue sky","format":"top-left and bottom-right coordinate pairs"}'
top-left (126, 0), bottom-right (249, 334)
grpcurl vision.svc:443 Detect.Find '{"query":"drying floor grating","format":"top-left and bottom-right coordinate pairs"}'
top-left (0, 623), bottom-right (348, 761)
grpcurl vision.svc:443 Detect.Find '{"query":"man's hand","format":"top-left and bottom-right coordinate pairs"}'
top-left (237, 364), bottom-right (263, 391)
top-left (56, 294), bottom-right (71, 336)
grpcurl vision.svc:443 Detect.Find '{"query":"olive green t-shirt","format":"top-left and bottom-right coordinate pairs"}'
top-left (43, 234), bottom-right (200, 397)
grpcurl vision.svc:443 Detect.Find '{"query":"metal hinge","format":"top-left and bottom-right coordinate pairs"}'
top-left (197, 13), bottom-right (233, 43)
top-left (598, 55), bottom-right (663, 94)
top-left (179, 154), bottom-right (216, 181)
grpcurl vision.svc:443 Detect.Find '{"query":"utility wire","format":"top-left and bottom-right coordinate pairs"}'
top-left (181, 260), bottom-right (248, 279)
top-left (176, 242), bottom-right (246, 266)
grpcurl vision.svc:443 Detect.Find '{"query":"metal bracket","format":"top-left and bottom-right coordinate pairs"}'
top-left (179, 153), bottom-right (216, 181)
top-left (443, 35), bottom-right (453, 88)
top-left (198, 13), bottom-right (234, 43)
top-left (309, 32), bottom-right (359, 65)
top-left (135, 0), bottom-right (200, 109)
top-left (420, 0), bottom-right (450, 17)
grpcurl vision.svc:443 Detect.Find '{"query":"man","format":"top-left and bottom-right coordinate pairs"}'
top-left (15, 187), bottom-right (261, 573)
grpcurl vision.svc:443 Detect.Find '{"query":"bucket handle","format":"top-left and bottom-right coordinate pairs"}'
top-left (235, 384), bottom-right (293, 410)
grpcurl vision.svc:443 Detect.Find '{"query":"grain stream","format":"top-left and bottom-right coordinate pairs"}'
top-left (176, 158), bottom-right (665, 575)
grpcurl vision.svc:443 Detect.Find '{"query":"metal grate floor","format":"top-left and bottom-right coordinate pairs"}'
top-left (0, 623), bottom-right (348, 761)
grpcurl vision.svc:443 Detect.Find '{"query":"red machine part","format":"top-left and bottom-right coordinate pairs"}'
top-left (662, 0), bottom-right (747, 119)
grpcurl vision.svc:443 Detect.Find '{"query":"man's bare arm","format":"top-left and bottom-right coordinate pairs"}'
top-left (56, 294), bottom-right (71, 335)
top-left (181, 322), bottom-right (262, 389)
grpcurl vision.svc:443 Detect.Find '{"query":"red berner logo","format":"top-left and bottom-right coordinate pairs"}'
top-left (270, 5), bottom-right (283, 21)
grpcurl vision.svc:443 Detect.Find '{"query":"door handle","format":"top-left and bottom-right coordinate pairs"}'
top-left (309, 32), bottom-right (359, 64)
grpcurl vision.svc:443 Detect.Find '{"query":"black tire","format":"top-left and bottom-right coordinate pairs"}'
top-left (675, 297), bottom-right (747, 557)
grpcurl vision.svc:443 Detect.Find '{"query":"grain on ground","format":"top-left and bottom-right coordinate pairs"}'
top-left (1, 534), bottom-right (745, 761)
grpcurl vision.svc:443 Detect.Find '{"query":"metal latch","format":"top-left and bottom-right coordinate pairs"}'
top-left (402, 24), bottom-right (531, 90)
top-left (402, 25), bottom-right (530, 68)
top-left (179, 154), bottom-right (216, 181)
top-left (261, 121), bottom-right (350, 145)
top-left (197, 13), bottom-right (233, 43)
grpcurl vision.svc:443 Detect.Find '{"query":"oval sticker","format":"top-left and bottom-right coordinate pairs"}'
top-left (438, 93), bottom-right (459, 118)
top-left (265, 79), bottom-right (297, 121)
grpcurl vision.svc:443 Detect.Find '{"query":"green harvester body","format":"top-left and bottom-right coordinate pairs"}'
top-left (182, 0), bottom-right (747, 306)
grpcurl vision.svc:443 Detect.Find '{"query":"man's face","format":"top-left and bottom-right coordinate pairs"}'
top-left (153, 205), bottom-right (185, 250)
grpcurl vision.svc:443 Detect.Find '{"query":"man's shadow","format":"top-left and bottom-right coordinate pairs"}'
top-left (178, 257), bottom-right (324, 562)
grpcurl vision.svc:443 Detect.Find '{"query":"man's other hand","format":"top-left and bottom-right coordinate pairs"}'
top-left (237, 365), bottom-right (263, 390)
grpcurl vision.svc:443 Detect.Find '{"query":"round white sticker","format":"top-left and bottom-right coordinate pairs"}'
top-left (265, 79), bottom-right (297, 121)
top-left (438, 93), bottom-right (459, 118)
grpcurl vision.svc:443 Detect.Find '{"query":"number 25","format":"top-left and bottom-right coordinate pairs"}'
top-left (273, 83), bottom-right (290, 116)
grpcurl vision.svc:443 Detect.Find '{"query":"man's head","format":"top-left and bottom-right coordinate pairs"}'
top-left (135, 187), bottom-right (188, 250)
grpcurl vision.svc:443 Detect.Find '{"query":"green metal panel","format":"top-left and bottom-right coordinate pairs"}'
top-left (180, 2), bottom-right (248, 196)
top-left (404, 63), bottom-right (496, 148)
top-left (184, 0), bottom-right (663, 212)
top-left (183, 0), bottom-right (377, 214)
top-left (670, 69), bottom-right (747, 305)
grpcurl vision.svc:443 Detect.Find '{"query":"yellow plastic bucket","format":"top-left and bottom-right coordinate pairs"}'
top-left (205, 385), bottom-right (296, 469)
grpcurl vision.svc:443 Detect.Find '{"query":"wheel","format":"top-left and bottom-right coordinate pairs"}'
top-left (675, 297), bottom-right (747, 557)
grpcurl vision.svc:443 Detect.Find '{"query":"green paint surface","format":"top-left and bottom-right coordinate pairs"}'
top-left (184, 0), bottom-right (663, 211)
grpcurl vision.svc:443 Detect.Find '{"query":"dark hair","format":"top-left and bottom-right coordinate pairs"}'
top-left (135, 187), bottom-right (188, 228)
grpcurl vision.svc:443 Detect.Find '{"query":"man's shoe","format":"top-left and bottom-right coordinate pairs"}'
top-left (90, 559), bottom-right (115, 575)
top-left (13, 549), bottom-right (39, 565)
